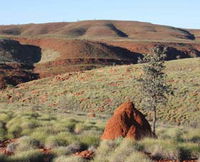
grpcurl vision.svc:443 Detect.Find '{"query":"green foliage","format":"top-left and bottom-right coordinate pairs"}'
top-left (139, 46), bottom-right (173, 133)
top-left (125, 151), bottom-right (152, 162)
top-left (15, 136), bottom-right (40, 152)
top-left (0, 109), bottom-right (199, 161)
top-left (45, 135), bottom-right (69, 148)
top-left (139, 46), bottom-right (171, 109)
top-left (53, 155), bottom-right (87, 162)
top-left (8, 150), bottom-right (54, 162)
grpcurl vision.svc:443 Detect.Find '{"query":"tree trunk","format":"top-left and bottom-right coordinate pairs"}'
top-left (152, 106), bottom-right (156, 135)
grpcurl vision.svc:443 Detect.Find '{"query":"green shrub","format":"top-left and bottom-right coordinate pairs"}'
top-left (79, 135), bottom-right (100, 148)
top-left (138, 138), bottom-right (179, 160)
top-left (53, 143), bottom-right (82, 156)
top-left (8, 149), bottom-right (54, 162)
top-left (30, 130), bottom-right (49, 145)
top-left (125, 151), bottom-right (152, 162)
top-left (15, 136), bottom-right (40, 152)
top-left (0, 127), bottom-right (6, 141)
top-left (182, 129), bottom-right (200, 143)
top-left (52, 146), bottom-right (72, 156)
top-left (178, 142), bottom-right (200, 160)
top-left (0, 113), bottom-right (10, 122)
top-left (74, 123), bottom-right (87, 133)
top-left (93, 139), bottom-right (122, 162)
top-left (45, 135), bottom-right (68, 149)
top-left (0, 153), bottom-right (7, 162)
top-left (7, 124), bottom-right (22, 138)
top-left (56, 132), bottom-right (78, 144)
top-left (53, 155), bottom-right (86, 162)
top-left (108, 139), bottom-right (135, 162)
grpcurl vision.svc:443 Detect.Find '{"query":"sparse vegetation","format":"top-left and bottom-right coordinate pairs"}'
top-left (1, 58), bottom-right (199, 126)
top-left (0, 41), bottom-right (199, 161)
top-left (0, 109), bottom-right (199, 161)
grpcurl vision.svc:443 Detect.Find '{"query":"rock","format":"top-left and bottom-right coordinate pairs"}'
top-left (74, 150), bottom-right (95, 159)
top-left (87, 112), bottom-right (96, 118)
top-left (101, 102), bottom-right (154, 140)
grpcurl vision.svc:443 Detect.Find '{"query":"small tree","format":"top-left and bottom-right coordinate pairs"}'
top-left (139, 46), bottom-right (172, 135)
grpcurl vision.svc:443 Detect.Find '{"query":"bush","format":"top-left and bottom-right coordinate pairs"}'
top-left (78, 135), bottom-right (99, 148)
top-left (0, 127), bottom-right (6, 141)
top-left (8, 149), bottom-right (54, 162)
top-left (15, 136), bottom-right (40, 152)
top-left (182, 129), bottom-right (200, 143)
top-left (0, 113), bottom-right (10, 122)
top-left (45, 135), bottom-right (68, 149)
top-left (108, 139), bottom-right (136, 162)
top-left (7, 124), bottom-right (22, 138)
top-left (30, 130), bottom-right (49, 145)
top-left (56, 132), bottom-right (78, 144)
top-left (93, 139), bottom-right (122, 162)
top-left (0, 153), bottom-right (7, 162)
top-left (74, 123), bottom-right (87, 134)
top-left (53, 143), bottom-right (82, 156)
top-left (178, 142), bottom-right (200, 160)
top-left (139, 138), bottom-right (179, 160)
top-left (125, 151), bottom-right (152, 162)
top-left (53, 155), bottom-right (86, 162)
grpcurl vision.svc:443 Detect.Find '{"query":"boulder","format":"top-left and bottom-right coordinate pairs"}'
top-left (101, 102), bottom-right (154, 140)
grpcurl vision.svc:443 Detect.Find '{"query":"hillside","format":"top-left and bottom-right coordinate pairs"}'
top-left (0, 38), bottom-right (140, 87)
top-left (1, 58), bottom-right (199, 126)
top-left (0, 39), bottom-right (40, 88)
top-left (0, 20), bottom-right (200, 88)
top-left (0, 20), bottom-right (196, 41)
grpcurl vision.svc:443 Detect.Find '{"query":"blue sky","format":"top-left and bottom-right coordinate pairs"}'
top-left (0, 0), bottom-right (199, 29)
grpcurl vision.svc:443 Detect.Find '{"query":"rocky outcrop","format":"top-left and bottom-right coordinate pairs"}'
top-left (101, 102), bottom-right (154, 140)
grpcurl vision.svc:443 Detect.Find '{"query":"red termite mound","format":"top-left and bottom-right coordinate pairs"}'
top-left (101, 102), bottom-right (154, 140)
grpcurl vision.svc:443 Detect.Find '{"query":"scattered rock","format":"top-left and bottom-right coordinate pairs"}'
top-left (101, 102), bottom-right (154, 140)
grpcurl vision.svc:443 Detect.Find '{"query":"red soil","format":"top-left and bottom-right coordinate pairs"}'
top-left (101, 102), bottom-right (154, 140)
top-left (106, 41), bottom-right (200, 59)
top-left (0, 139), bottom-right (17, 155)
top-left (13, 37), bottom-right (139, 78)
top-left (13, 37), bottom-right (200, 78)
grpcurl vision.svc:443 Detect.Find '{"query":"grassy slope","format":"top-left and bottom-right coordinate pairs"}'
top-left (1, 58), bottom-right (200, 126)
top-left (0, 109), bottom-right (199, 161)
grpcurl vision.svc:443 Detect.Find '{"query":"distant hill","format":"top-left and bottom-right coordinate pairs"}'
top-left (0, 20), bottom-right (196, 41)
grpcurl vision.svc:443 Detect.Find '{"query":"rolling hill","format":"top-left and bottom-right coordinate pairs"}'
top-left (0, 58), bottom-right (199, 126)
top-left (0, 20), bottom-right (200, 88)
top-left (0, 20), bottom-right (196, 41)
